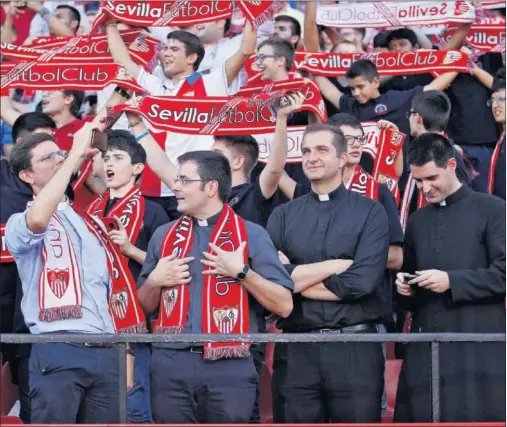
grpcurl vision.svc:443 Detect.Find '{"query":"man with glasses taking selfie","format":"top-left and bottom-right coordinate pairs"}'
top-left (5, 123), bottom-right (131, 424)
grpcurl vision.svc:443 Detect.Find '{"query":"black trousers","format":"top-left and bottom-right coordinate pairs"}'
top-left (272, 341), bottom-right (384, 423)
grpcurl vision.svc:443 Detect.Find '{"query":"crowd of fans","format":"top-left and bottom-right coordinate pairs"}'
top-left (0, 0), bottom-right (505, 425)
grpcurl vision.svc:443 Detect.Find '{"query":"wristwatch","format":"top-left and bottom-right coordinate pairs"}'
top-left (236, 264), bottom-right (250, 281)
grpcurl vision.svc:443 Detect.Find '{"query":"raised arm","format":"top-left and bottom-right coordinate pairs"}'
top-left (106, 22), bottom-right (142, 80)
top-left (424, 71), bottom-right (459, 92)
top-left (259, 92), bottom-right (305, 199)
top-left (304, 1), bottom-right (320, 52)
top-left (27, 1), bottom-right (75, 37)
top-left (278, 171), bottom-right (297, 200)
top-left (127, 110), bottom-right (178, 192)
top-left (0, 95), bottom-right (21, 127)
top-left (26, 123), bottom-right (96, 233)
top-left (224, 21), bottom-right (257, 86)
top-left (472, 64), bottom-right (494, 89)
top-left (1, 3), bottom-right (17, 44)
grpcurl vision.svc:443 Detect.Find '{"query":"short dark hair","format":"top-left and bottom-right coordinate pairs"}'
top-left (167, 30), bottom-right (205, 71)
top-left (408, 133), bottom-right (455, 168)
top-left (386, 28), bottom-right (418, 48)
top-left (63, 90), bottom-right (85, 118)
top-left (56, 5), bottom-right (81, 29)
top-left (327, 113), bottom-right (363, 132)
top-left (258, 38), bottom-right (295, 71)
top-left (345, 59), bottom-right (379, 82)
top-left (373, 30), bottom-right (389, 49)
top-left (177, 151), bottom-right (232, 202)
top-left (302, 124), bottom-right (347, 156)
top-left (275, 15), bottom-right (302, 38)
top-left (214, 135), bottom-right (259, 176)
top-left (411, 90), bottom-right (451, 132)
top-left (492, 67), bottom-right (506, 92)
top-left (106, 130), bottom-right (147, 182)
top-left (12, 112), bottom-right (56, 142)
top-left (10, 132), bottom-right (56, 177)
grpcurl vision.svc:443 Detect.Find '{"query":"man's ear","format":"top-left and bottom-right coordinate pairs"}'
top-left (187, 52), bottom-right (199, 68)
top-left (206, 179), bottom-right (219, 199)
top-left (446, 157), bottom-right (457, 172)
top-left (372, 76), bottom-right (380, 89)
top-left (133, 163), bottom-right (145, 180)
top-left (19, 169), bottom-right (34, 186)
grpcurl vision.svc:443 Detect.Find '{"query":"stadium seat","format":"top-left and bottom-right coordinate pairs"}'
top-left (0, 415), bottom-right (23, 424)
top-left (0, 362), bottom-right (19, 416)
top-left (381, 359), bottom-right (403, 423)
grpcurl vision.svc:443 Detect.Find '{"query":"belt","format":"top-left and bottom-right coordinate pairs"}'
top-left (83, 342), bottom-right (116, 348)
top-left (309, 323), bottom-right (378, 334)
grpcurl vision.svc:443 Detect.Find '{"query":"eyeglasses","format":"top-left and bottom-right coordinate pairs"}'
top-left (406, 109), bottom-right (417, 119)
top-left (487, 96), bottom-right (506, 107)
top-left (173, 177), bottom-right (211, 186)
top-left (31, 150), bottom-right (68, 166)
top-left (254, 54), bottom-right (279, 63)
top-left (344, 135), bottom-right (367, 146)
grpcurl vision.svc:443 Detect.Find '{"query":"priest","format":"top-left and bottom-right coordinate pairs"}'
top-left (394, 133), bottom-right (506, 422)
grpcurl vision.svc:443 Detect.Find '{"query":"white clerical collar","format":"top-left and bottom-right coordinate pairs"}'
top-left (197, 219), bottom-right (208, 227)
top-left (318, 194), bottom-right (330, 202)
top-left (439, 200), bottom-right (447, 207)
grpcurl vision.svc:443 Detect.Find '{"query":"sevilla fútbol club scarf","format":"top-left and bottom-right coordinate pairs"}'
top-left (154, 205), bottom-right (250, 361)
top-left (87, 187), bottom-right (146, 246)
top-left (438, 19), bottom-right (506, 53)
top-left (108, 83), bottom-right (324, 136)
top-left (317, 1), bottom-right (476, 28)
top-left (37, 203), bottom-right (147, 333)
top-left (91, 1), bottom-right (233, 34)
top-left (345, 166), bottom-right (380, 200)
top-left (0, 62), bottom-right (145, 93)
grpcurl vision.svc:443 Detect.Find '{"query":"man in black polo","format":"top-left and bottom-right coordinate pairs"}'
top-left (267, 124), bottom-right (389, 423)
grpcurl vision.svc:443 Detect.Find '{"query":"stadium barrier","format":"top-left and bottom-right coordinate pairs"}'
top-left (1, 332), bottom-right (505, 424)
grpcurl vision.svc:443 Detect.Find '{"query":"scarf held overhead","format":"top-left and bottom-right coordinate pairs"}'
top-left (316, 1), bottom-right (476, 28)
top-left (108, 80), bottom-right (325, 136)
top-left (154, 205), bottom-right (250, 361)
top-left (1, 31), bottom-right (164, 73)
top-left (0, 62), bottom-right (145, 92)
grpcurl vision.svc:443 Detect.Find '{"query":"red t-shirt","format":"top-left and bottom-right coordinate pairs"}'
top-left (0, 6), bottom-right (36, 46)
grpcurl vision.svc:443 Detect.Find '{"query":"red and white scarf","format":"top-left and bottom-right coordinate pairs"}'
top-left (1, 32), bottom-right (164, 73)
top-left (154, 205), bottom-right (250, 361)
top-left (345, 166), bottom-right (380, 200)
top-left (400, 174), bottom-right (430, 230)
top-left (38, 202), bottom-right (147, 333)
top-left (91, 1), bottom-right (233, 34)
top-left (87, 187), bottom-right (145, 245)
top-left (436, 19), bottom-right (506, 53)
top-left (90, 0), bottom-right (284, 34)
top-left (108, 81), bottom-right (324, 136)
top-left (488, 131), bottom-right (505, 194)
top-left (0, 62), bottom-right (145, 93)
top-left (316, 1), bottom-right (476, 28)
top-left (1, 223), bottom-right (14, 264)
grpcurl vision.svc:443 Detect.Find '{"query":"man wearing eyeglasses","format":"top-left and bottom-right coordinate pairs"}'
top-left (4, 124), bottom-right (126, 424)
top-left (136, 150), bottom-right (293, 423)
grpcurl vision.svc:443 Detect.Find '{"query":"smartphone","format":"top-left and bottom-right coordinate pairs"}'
top-left (267, 90), bottom-right (295, 118)
top-left (102, 217), bottom-right (119, 232)
top-left (404, 273), bottom-right (418, 289)
top-left (91, 129), bottom-right (108, 153)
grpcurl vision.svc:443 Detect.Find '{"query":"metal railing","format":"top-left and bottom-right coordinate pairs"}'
top-left (1, 332), bottom-right (505, 424)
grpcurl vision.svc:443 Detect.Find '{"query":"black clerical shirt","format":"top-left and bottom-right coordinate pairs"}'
top-left (266, 184), bottom-right (389, 331)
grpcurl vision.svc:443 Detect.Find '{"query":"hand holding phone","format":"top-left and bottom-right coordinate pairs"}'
top-left (102, 217), bottom-right (120, 232)
top-left (90, 129), bottom-right (108, 153)
top-left (404, 273), bottom-right (419, 289)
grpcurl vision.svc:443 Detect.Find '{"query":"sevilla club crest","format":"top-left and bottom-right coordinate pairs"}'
top-left (112, 291), bottom-right (129, 320)
top-left (47, 268), bottom-right (70, 299)
top-left (213, 306), bottom-right (239, 334)
top-left (162, 289), bottom-right (178, 317)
